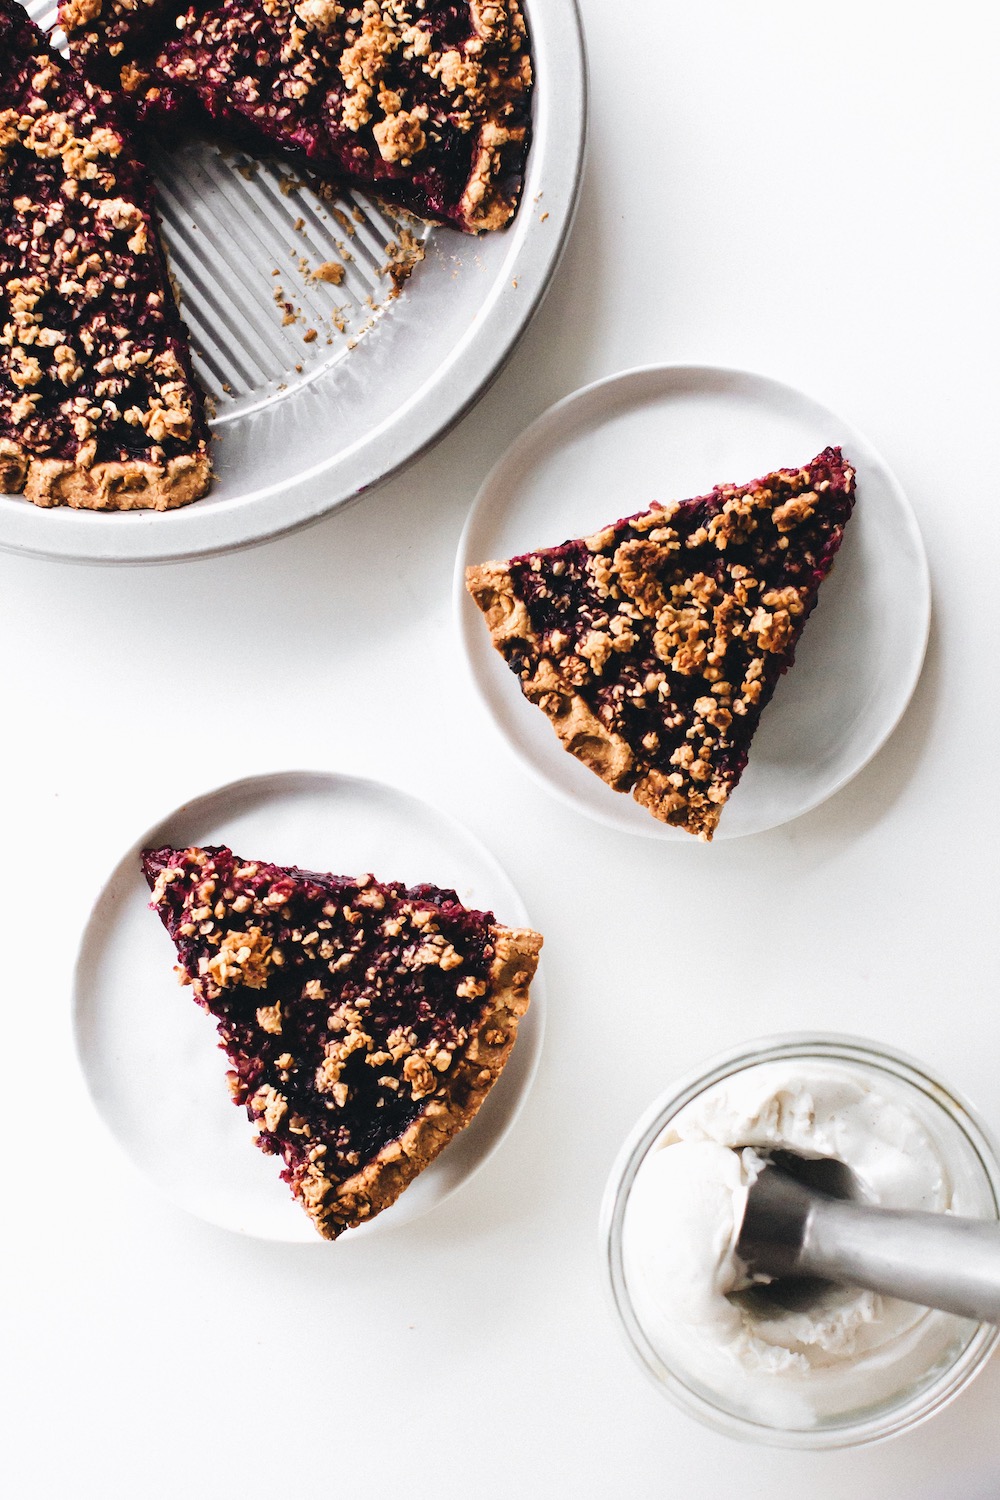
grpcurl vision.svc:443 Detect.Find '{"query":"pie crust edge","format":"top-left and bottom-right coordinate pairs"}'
top-left (310, 921), bottom-right (543, 1237)
top-left (1, 441), bottom-right (212, 510)
top-left (464, 560), bottom-right (723, 836)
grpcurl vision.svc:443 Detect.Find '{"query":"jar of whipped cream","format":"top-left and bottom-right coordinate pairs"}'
top-left (601, 1035), bottom-right (1000, 1448)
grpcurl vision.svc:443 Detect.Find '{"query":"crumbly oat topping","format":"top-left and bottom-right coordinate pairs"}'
top-left (311, 257), bottom-right (345, 283)
top-left (144, 842), bottom-right (541, 1237)
top-left (205, 926), bottom-right (273, 988)
top-left (0, 0), bottom-right (210, 509)
top-left (59, 0), bottom-right (533, 233)
top-left (466, 449), bottom-right (857, 841)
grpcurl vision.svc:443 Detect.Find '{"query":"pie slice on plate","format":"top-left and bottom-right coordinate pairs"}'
top-left (466, 447), bottom-right (857, 841)
top-left (60, 0), bottom-right (533, 233)
top-left (143, 843), bottom-right (542, 1237)
top-left (0, 0), bottom-right (210, 509)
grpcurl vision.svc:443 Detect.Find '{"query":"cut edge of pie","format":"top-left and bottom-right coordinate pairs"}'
top-left (59, 0), bottom-right (534, 235)
top-left (143, 843), bottom-right (542, 1238)
top-left (467, 448), bottom-right (857, 841)
top-left (0, 0), bottom-right (211, 510)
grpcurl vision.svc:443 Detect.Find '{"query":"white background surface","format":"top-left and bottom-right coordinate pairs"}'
top-left (2, 1), bottom-right (999, 1495)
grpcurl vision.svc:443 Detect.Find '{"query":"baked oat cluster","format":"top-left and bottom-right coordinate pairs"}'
top-left (60, 0), bottom-right (533, 232)
top-left (143, 842), bottom-right (542, 1237)
top-left (0, 0), bottom-right (210, 509)
top-left (467, 447), bottom-right (857, 840)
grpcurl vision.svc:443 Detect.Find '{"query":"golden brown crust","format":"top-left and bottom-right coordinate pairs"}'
top-left (457, 0), bottom-right (532, 233)
top-left (467, 557), bottom-right (670, 812)
top-left (459, 134), bottom-right (525, 232)
top-left (309, 922), bottom-right (542, 1237)
top-left (465, 559), bottom-right (532, 646)
top-left (10, 448), bottom-right (212, 510)
top-left (467, 556), bottom-right (732, 839)
top-left (0, 437), bottom-right (28, 494)
top-left (521, 655), bottom-right (635, 789)
top-left (632, 768), bottom-right (722, 840)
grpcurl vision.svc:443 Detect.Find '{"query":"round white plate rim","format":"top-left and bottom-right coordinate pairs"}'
top-left (72, 768), bottom-right (546, 1242)
top-left (0, 0), bottom-right (588, 565)
top-left (454, 361), bottom-right (931, 842)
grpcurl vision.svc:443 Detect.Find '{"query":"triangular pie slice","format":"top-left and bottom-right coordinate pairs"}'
top-left (60, 0), bottom-right (533, 233)
top-left (0, 0), bottom-right (210, 509)
top-left (143, 843), bottom-right (542, 1237)
top-left (466, 447), bottom-right (857, 841)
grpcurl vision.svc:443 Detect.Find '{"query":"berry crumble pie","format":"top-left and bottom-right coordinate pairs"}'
top-left (466, 448), bottom-right (857, 840)
top-left (60, 0), bottom-right (534, 233)
top-left (144, 842), bottom-right (542, 1237)
top-left (0, 0), bottom-right (210, 509)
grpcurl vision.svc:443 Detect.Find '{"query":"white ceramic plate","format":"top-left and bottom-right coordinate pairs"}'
top-left (2, 0), bottom-right (587, 564)
top-left (73, 770), bottom-right (545, 1241)
top-left (455, 364), bottom-right (931, 841)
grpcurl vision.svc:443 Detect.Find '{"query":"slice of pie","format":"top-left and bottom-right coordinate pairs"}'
top-left (60, 0), bottom-right (533, 233)
top-left (143, 843), bottom-right (542, 1237)
top-left (466, 447), bottom-right (857, 841)
top-left (0, 0), bottom-right (210, 509)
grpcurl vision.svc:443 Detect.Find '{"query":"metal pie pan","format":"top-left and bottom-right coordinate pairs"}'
top-left (1, 0), bottom-right (587, 564)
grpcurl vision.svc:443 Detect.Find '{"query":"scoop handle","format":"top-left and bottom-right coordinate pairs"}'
top-left (800, 1199), bottom-right (1000, 1324)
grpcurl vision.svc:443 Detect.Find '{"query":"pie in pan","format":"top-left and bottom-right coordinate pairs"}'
top-left (466, 447), bottom-right (857, 840)
top-left (61, 0), bottom-right (534, 234)
top-left (2, 0), bottom-right (533, 511)
top-left (0, 0), bottom-right (210, 509)
top-left (144, 841), bottom-right (542, 1237)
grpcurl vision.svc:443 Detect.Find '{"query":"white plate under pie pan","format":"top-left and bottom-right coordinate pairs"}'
top-left (1, 0), bottom-right (587, 565)
top-left (73, 770), bottom-right (546, 1242)
top-left (455, 364), bottom-right (931, 842)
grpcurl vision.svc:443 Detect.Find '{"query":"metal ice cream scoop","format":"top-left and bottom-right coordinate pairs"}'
top-left (736, 1152), bottom-right (1000, 1324)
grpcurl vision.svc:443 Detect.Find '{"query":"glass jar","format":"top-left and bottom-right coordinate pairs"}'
top-left (600, 1033), bottom-right (1000, 1449)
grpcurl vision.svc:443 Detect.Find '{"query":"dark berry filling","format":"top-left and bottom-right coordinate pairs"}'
top-left (143, 844), bottom-right (500, 1186)
top-left (1, 0), bottom-right (207, 483)
top-left (66, 0), bottom-right (533, 232)
top-left (496, 448), bottom-right (856, 820)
